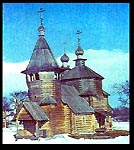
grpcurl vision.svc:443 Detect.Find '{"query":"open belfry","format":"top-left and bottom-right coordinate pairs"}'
top-left (13, 8), bottom-right (113, 138)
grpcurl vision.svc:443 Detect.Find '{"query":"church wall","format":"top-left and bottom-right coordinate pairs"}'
top-left (17, 107), bottom-right (32, 121)
top-left (92, 97), bottom-right (109, 111)
top-left (62, 78), bottom-right (103, 96)
top-left (27, 80), bottom-right (42, 102)
top-left (23, 120), bottom-right (36, 134)
top-left (15, 108), bottom-right (36, 136)
top-left (70, 113), bottom-right (99, 134)
top-left (40, 103), bottom-right (71, 137)
top-left (40, 105), bottom-right (100, 137)
top-left (81, 95), bottom-right (109, 112)
top-left (27, 72), bottom-right (61, 103)
top-left (79, 78), bottom-right (103, 95)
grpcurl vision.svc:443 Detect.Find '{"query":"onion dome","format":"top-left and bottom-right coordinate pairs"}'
top-left (60, 53), bottom-right (69, 62)
top-left (38, 25), bottom-right (45, 36)
top-left (75, 46), bottom-right (84, 56)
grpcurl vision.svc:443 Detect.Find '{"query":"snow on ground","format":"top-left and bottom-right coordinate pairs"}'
top-left (112, 121), bottom-right (129, 131)
top-left (2, 121), bottom-right (130, 144)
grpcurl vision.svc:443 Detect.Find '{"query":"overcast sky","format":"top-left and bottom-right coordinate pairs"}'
top-left (3, 3), bottom-right (129, 108)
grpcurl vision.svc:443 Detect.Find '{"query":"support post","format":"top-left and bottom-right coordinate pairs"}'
top-left (35, 121), bottom-right (39, 137)
top-left (16, 118), bottom-right (19, 136)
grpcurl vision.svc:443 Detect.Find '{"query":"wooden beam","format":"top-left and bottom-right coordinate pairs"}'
top-left (35, 121), bottom-right (39, 137)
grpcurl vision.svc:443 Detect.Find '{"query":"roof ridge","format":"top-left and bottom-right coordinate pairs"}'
top-left (62, 65), bottom-right (104, 80)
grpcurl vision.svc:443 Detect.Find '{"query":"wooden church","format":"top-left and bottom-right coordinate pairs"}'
top-left (13, 8), bottom-right (113, 138)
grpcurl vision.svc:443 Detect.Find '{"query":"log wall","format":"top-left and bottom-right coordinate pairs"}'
top-left (71, 113), bottom-right (99, 134)
top-left (79, 78), bottom-right (103, 95)
top-left (27, 79), bottom-right (61, 103)
top-left (23, 120), bottom-right (35, 134)
top-left (62, 78), bottom-right (103, 95)
top-left (16, 107), bottom-right (36, 135)
top-left (15, 103), bottom-right (101, 137)
top-left (17, 107), bottom-right (33, 121)
top-left (40, 105), bottom-right (100, 137)
top-left (91, 97), bottom-right (109, 111)
top-left (40, 103), bottom-right (71, 137)
top-left (27, 80), bottom-right (41, 102)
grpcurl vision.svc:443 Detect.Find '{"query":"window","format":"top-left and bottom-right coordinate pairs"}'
top-left (30, 74), bottom-right (33, 81)
top-left (35, 73), bottom-right (40, 80)
top-left (82, 116), bottom-right (86, 125)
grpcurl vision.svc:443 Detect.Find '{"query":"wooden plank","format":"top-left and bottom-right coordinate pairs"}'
top-left (71, 113), bottom-right (99, 134)
top-left (40, 103), bottom-right (71, 137)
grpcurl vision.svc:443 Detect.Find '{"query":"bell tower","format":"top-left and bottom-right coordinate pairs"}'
top-left (21, 8), bottom-right (60, 102)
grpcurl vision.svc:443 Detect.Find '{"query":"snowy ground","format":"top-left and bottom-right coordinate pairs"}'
top-left (2, 121), bottom-right (130, 144)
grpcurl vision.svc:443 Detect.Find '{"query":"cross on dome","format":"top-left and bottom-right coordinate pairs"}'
top-left (38, 8), bottom-right (45, 26)
top-left (76, 30), bottom-right (82, 46)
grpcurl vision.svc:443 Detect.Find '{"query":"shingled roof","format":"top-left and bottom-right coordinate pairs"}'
top-left (13, 102), bottom-right (49, 121)
top-left (61, 84), bottom-right (94, 114)
top-left (61, 65), bottom-right (104, 80)
top-left (39, 96), bottom-right (57, 105)
top-left (22, 36), bottom-right (59, 74)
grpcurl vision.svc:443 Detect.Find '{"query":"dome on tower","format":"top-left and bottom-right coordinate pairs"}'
top-left (38, 25), bottom-right (45, 36)
top-left (38, 25), bottom-right (45, 32)
top-left (75, 46), bottom-right (84, 56)
top-left (60, 53), bottom-right (69, 62)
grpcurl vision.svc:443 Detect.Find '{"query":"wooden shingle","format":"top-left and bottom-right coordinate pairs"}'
top-left (13, 102), bottom-right (49, 121)
top-left (61, 84), bottom-right (94, 114)
top-left (62, 65), bottom-right (104, 80)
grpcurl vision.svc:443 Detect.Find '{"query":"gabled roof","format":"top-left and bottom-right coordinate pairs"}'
top-left (39, 96), bottom-right (57, 105)
top-left (61, 65), bottom-right (104, 80)
top-left (12, 102), bottom-right (49, 121)
top-left (22, 36), bottom-right (59, 74)
top-left (61, 84), bottom-right (94, 114)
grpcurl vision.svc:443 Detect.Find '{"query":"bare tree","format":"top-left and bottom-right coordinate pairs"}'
top-left (10, 91), bottom-right (28, 113)
top-left (2, 97), bottom-right (11, 127)
top-left (113, 80), bottom-right (129, 107)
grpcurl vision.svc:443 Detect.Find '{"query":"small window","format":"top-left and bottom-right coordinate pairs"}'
top-left (82, 116), bottom-right (86, 125)
top-left (35, 73), bottom-right (40, 80)
top-left (30, 74), bottom-right (33, 81)
top-left (81, 60), bottom-right (85, 65)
